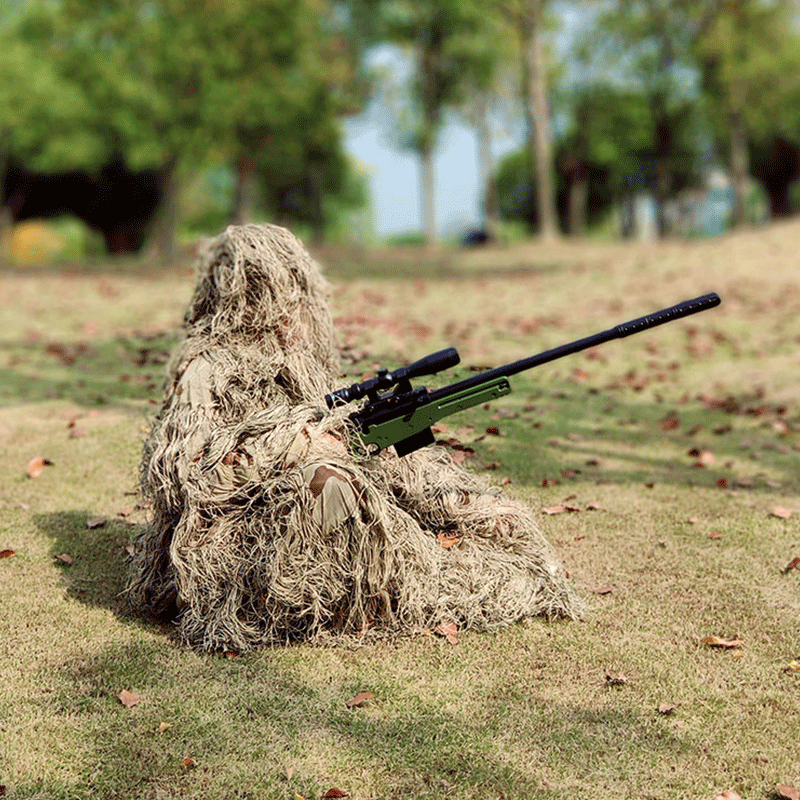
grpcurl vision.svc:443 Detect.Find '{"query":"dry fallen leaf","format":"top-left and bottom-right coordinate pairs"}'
top-left (709, 531), bottom-right (723, 540)
top-left (434, 622), bottom-right (459, 645)
top-left (284, 765), bottom-right (294, 780)
top-left (592, 585), bottom-right (613, 595)
top-left (700, 635), bottom-right (743, 649)
top-left (772, 506), bottom-right (792, 519)
top-left (86, 517), bottom-right (107, 529)
top-left (158, 722), bottom-right (172, 732)
top-left (55, 553), bottom-right (73, 565)
top-left (345, 691), bottom-right (375, 709)
top-left (776, 785), bottom-right (800, 800)
top-left (782, 557), bottom-right (800, 573)
top-left (783, 660), bottom-right (800, 672)
top-left (27, 456), bottom-right (53, 478)
top-left (180, 757), bottom-right (197, 770)
top-left (605, 672), bottom-right (628, 687)
top-left (0, 549), bottom-right (15, 559)
top-left (437, 533), bottom-right (461, 549)
top-left (322, 789), bottom-right (348, 798)
top-left (657, 703), bottom-right (676, 715)
top-left (659, 412), bottom-right (680, 431)
top-left (118, 689), bottom-right (141, 708)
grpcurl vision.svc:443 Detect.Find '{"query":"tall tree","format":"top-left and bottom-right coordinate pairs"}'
top-left (0, 6), bottom-right (102, 261)
top-left (694, 0), bottom-right (800, 226)
top-left (491, 0), bottom-right (561, 240)
top-left (592, 0), bottom-right (717, 237)
top-left (385, 0), bottom-right (503, 246)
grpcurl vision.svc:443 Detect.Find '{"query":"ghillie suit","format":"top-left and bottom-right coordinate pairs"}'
top-left (127, 224), bottom-right (581, 651)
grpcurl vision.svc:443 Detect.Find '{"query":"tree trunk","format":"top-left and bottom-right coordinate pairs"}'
top-left (308, 162), bottom-right (326, 244)
top-left (522, 0), bottom-right (559, 241)
top-left (729, 100), bottom-right (749, 229)
top-left (230, 152), bottom-right (255, 226)
top-left (654, 118), bottom-right (671, 238)
top-left (0, 137), bottom-right (10, 266)
top-left (420, 140), bottom-right (437, 247)
top-left (474, 93), bottom-right (499, 240)
top-left (566, 159), bottom-right (589, 237)
top-left (156, 156), bottom-right (179, 263)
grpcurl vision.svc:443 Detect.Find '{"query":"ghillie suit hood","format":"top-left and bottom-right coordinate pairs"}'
top-left (127, 224), bottom-right (580, 651)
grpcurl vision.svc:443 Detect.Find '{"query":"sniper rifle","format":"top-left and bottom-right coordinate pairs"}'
top-left (325, 293), bottom-right (721, 457)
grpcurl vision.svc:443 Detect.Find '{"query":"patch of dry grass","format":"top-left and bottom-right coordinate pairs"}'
top-left (1, 223), bottom-right (800, 799)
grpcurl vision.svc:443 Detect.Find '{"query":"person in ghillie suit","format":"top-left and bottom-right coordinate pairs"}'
top-left (127, 224), bottom-right (581, 651)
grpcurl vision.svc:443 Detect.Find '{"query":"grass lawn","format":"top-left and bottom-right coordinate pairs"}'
top-left (1, 223), bottom-right (799, 800)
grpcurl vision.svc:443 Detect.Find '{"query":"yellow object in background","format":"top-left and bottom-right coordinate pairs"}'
top-left (7, 221), bottom-right (64, 265)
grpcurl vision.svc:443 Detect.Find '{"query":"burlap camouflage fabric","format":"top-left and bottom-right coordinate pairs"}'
top-left (126, 224), bottom-right (581, 651)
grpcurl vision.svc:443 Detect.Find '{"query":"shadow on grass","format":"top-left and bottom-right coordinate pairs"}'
top-left (462, 384), bottom-right (800, 497)
top-left (9, 635), bottom-right (697, 800)
top-left (0, 331), bottom-right (176, 409)
top-left (33, 510), bottom-right (170, 637)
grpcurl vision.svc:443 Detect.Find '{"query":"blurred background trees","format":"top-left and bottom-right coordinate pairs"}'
top-left (1, 0), bottom-right (800, 260)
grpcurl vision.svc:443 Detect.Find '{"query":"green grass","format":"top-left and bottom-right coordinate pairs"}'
top-left (2, 224), bottom-right (800, 799)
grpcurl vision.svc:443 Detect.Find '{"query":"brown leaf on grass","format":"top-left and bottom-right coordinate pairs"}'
top-left (0, 784), bottom-right (6, 796)
top-left (483, 460), bottom-right (501, 470)
top-left (782, 557), bottom-right (800, 574)
top-left (542, 505), bottom-right (581, 515)
top-left (322, 789), bottom-right (349, 799)
top-left (585, 501), bottom-right (602, 511)
top-left (500, 476), bottom-right (512, 486)
top-left (345, 691), bottom-right (375, 709)
top-left (709, 531), bottom-right (723, 540)
top-left (783, 660), bottom-right (800, 673)
top-left (437, 533), bottom-right (461, 549)
top-left (158, 722), bottom-right (172, 732)
top-left (180, 757), bottom-right (197, 770)
top-left (87, 516), bottom-right (107, 529)
top-left (0, 549), bottom-right (15, 559)
top-left (772, 506), bottom-right (792, 519)
top-left (776, 785), bottom-right (800, 800)
top-left (485, 426), bottom-right (501, 436)
top-left (27, 456), bottom-right (53, 478)
top-left (700, 635), bottom-right (743, 649)
top-left (118, 689), bottom-right (141, 708)
top-left (688, 515), bottom-right (699, 524)
top-left (605, 672), bottom-right (628, 687)
top-left (560, 468), bottom-right (581, 478)
top-left (592, 585), bottom-right (613, 595)
top-left (657, 703), bottom-right (676, 715)
top-left (659, 412), bottom-right (680, 431)
top-left (55, 553), bottom-right (73, 565)
top-left (434, 622), bottom-right (459, 645)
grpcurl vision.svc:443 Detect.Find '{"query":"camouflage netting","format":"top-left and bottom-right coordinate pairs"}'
top-left (126, 223), bottom-right (582, 651)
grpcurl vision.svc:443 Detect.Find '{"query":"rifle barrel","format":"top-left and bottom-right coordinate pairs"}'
top-left (427, 293), bottom-right (720, 403)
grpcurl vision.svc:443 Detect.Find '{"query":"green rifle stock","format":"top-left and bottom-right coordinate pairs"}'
top-left (325, 292), bottom-right (721, 457)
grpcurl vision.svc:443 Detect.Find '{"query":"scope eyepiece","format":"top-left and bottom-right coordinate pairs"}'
top-left (324, 347), bottom-right (460, 409)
